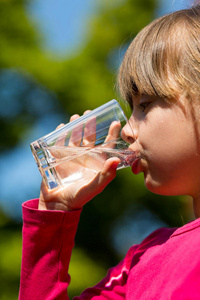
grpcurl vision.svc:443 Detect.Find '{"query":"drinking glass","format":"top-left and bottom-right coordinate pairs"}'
top-left (30, 99), bottom-right (135, 189)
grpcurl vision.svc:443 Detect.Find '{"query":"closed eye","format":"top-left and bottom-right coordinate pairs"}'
top-left (138, 102), bottom-right (150, 112)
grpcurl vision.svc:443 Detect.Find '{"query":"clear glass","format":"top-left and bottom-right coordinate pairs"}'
top-left (30, 99), bottom-right (135, 189)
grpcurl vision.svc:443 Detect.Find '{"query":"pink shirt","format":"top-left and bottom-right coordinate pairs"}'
top-left (19, 199), bottom-right (200, 299)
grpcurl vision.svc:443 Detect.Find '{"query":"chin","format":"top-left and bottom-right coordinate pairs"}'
top-left (145, 178), bottom-right (181, 197)
top-left (144, 175), bottom-right (171, 196)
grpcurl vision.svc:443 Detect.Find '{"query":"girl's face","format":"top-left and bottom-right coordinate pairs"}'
top-left (122, 95), bottom-right (200, 200)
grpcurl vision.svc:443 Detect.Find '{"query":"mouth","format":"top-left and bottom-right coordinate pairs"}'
top-left (126, 146), bottom-right (144, 174)
top-left (131, 157), bottom-right (141, 174)
top-left (130, 149), bottom-right (144, 175)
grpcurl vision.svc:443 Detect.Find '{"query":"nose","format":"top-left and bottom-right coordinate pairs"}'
top-left (121, 120), bottom-right (137, 144)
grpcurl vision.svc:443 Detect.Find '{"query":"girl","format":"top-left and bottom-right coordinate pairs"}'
top-left (19, 4), bottom-right (200, 299)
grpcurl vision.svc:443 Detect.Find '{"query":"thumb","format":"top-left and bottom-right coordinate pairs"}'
top-left (74, 157), bottom-right (121, 207)
top-left (96, 157), bottom-right (121, 192)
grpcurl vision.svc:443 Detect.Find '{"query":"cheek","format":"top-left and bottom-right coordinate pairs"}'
top-left (139, 112), bottom-right (195, 165)
top-left (136, 105), bottom-right (200, 195)
top-left (139, 118), bottom-right (172, 154)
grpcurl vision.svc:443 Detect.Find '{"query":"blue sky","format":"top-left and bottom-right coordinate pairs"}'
top-left (26, 0), bottom-right (97, 57)
top-left (26, 0), bottom-right (191, 57)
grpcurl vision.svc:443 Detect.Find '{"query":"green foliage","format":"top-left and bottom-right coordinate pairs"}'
top-left (0, 0), bottom-right (158, 148)
top-left (0, 0), bottom-right (39, 67)
top-left (50, 0), bottom-right (157, 114)
top-left (0, 224), bottom-right (108, 300)
top-left (68, 248), bottom-right (107, 298)
top-left (0, 227), bottom-right (22, 300)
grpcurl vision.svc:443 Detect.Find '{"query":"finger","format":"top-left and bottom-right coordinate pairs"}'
top-left (105, 121), bottom-right (121, 142)
top-left (56, 123), bottom-right (65, 130)
top-left (70, 114), bottom-right (80, 122)
top-left (55, 114), bottom-right (80, 150)
top-left (82, 110), bottom-right (94, 146)
top-left (68, 121), bottom-right (83, 147)
top-left (94, 157), bottom-right (121, 194)
top-left (68, 114), bottom-right (82, 147)
top-left (70, 111), bottom-right (92, 147)
top-left (74, 157), bottom-right (121, 206)
top-left (55, 124), bottom-right (68, 147)
top-left (83, 110), bottom-right (91, 115)
top-left (101, 157), bottom-right (121, 176)
top-left (104, 121), bottom-right (122, 148)
top-left (92, 158), bottom-right (120, 193)
top-left (82, 116), bottom-right (96, 147)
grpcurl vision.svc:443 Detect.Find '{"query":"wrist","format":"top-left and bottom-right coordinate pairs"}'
top-left (39, 181), bottom-right (74, 211)
top-left (38, 198), bottom-right (76, 212)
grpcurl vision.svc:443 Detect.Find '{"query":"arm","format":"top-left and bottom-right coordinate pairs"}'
top-left (19, 199), bottom-right (81, 300)
top-left (19, 199), bottom-right (137, 300)
top-left (19, 117), bottom-right (122, 299)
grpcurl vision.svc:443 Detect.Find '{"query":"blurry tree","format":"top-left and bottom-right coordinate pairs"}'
top-left (0, 0), bottom-right (63, 151)
top-left (0, 206), bottom-right (22, 299)
top-left (0, 0), bottom-right (194, 298)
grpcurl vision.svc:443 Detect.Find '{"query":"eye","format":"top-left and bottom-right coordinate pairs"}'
top-left (138, 102), bottom-right (150, 112)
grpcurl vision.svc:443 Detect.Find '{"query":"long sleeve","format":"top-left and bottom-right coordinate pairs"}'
top-left (19, 199), bottom-right (138, 300)
top-left (19, 200), bottom-right (200, 299)
top-left (19, 199), bottom-right (82, 300)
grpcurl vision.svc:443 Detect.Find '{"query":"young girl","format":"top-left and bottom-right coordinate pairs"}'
top-left (19, 4), bottom-right (200, 299)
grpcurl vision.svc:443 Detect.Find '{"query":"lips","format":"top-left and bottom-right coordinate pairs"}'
top-left (126, 147), bottom-right (142, 174)
top-left (131, 157), bottom-right (141, 174)
top-left (125, 152), bottom-right (137, 166)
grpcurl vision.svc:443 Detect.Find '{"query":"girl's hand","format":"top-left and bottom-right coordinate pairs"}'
top-left (39, 112), bottom-right (121, 211)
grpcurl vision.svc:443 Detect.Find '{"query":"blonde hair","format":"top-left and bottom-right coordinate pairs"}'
top-left (118, 5), bottom-right (200, 106)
